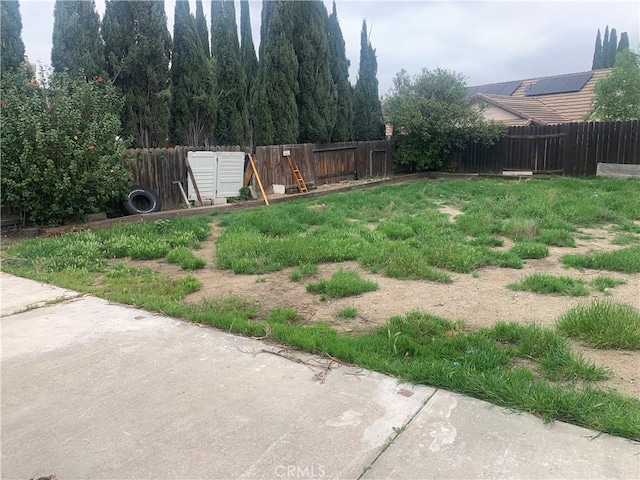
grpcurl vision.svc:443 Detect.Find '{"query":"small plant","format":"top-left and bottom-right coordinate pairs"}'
top-left (557, 300), bottom-right (640, 349)
top-left (289, 263), bottom-right (319, 282)
top-left (336, 307), bottom-right (358, 319)
top-left (255, 276), bottom-right (267, 283)
top-left (200, 294), bottom-right (258, 317)
top-left (509, 242), bottom-right (549, 259)
top-left (306, 270), bottom-right (378, 299)
top-left (267, 307), bottom-right (299, 325)
top-left (166, 246), bottom-right (206, 270)
top-left (590, 276), bottom-right (626, 293)
top-left (562, 246), bottom-right (640, 273)
top-left (507, 273), bottom-right (589, 296)
top-left (469, 235), bottom-right (504, 247)
top-left (611, 234), bottom-right (640, 246)
top-left (503, 218), bottom-right (538, 241)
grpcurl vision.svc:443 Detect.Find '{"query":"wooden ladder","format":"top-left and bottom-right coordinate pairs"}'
top-left (286, 156), bottom-right (308, 193)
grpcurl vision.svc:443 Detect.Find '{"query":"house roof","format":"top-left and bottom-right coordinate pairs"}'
top-left (469, 68), bottom-right (612, 125)
top-left (474, 93), bottom-right (569, 126)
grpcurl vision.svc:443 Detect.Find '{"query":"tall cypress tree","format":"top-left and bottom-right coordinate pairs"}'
top-left (240, 0), bottom-right (258, 91)
top-left (52, 1), bottom-right (105, 80)
top-left (195, 0), bottom-right (209, 57)
top-left (253, 0), bottom-right (298, 145)
top-left (326, 1), bottom-right (353, 142)
top-left (170, 0), bottom-right (216, 146)
top-left (102, 0), bottom-right (172, 148)
top-left (607, 28), bottom-right (618, 67)
top-left (353, 20), bottom-right (384, 141)
top-left (289, 0), bottom-right (336, 143)
top-left (240, 0), bottom-right (259, 146)
top-left (618, 32), bottom-right (630, 53)
top-left (0, 0), bottom-right (26, 75)
top-left (591, 29), bottom-right (603, 70)
top-left (211, 0), bottom-right (249, 145)
top-left (602, 26), bottom-right (610, 67)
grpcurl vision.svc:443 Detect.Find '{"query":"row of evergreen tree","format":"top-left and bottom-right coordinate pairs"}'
top-left (591, 26), bottom-right (630, 70)
top-left (0, 0), bottom-right (385, 149)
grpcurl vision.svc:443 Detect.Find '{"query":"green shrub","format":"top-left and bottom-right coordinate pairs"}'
top-left (0, 69), bottom-right (130, 225)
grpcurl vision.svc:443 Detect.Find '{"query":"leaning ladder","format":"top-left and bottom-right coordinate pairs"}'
top-left (286, 156), bottom-right (308, 193)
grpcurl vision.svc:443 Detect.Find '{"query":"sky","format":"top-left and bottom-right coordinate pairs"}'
top-left (18, 0), bottom-right (640, 96)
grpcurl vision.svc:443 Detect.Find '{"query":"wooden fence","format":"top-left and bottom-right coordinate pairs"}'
top-left (125, 145), bottom-right (247, 209)
top-left (125, 140), bottom-right (394, 209)
top-left (443, 120), bottom-right (640, 176)
top-left (253, 140), bottom-right (394, 192)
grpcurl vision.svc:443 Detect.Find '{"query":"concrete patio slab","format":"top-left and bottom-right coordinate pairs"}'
top-left (2, 273), bottom-right (639, 480)
top-left (0, 272), bottom-right (77, 317)
top-left (363, 389), bottom-right (640, 479)
top-left (1, 295), bottom-right (435, 479)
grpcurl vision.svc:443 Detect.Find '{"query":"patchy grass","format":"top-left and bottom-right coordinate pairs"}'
top-left (336, 307), bottom-right (358, 319)
top-left (562, 246), bottom-right (640, 273)
top-left (306, 270), bottom-right (378, 299)
top-left (590, 276), bottom-right (627, 293)
top-left (557, 300), bottom-right (640, 350)
top-left (3, 177), bottom-right (640, 441)
top-left (508, 273), bottom-right (590, 296)
top-left (289, 263), bottom-right (319, 282)
top-left (482, 322), bottom-right (609, 381)
top-left (166, 246), bottom-right (206, 270)
top-left (509, 242), bottom-right (550, 259)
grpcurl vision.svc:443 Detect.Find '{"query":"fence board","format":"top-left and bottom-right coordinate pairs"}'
top-left (447, 120), bottom-right (640, 175)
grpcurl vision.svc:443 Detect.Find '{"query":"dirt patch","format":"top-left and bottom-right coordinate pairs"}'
top-left (127, 214), bottom-right (639, 400)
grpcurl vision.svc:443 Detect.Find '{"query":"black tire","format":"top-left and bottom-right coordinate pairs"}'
top-left (124, 184), bottom-right (162, 215)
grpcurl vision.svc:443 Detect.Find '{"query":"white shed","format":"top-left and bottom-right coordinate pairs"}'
top-left (187, 151), bottom-right (245, 201)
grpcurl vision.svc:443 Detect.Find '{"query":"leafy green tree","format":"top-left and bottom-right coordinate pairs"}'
top-left (253, 0), bottom-right (298, 145)
top-left (606, 28), bottom-right (618, 68)
top-left (590, 49), bottom-right (640, 121)
top-left (170, 0), bottom-right (217, 146)
top-left (326, 1), bottom-right (353, 142)
top-left (195, 0), bottom-right (210, 57)
top-left (0, 0), bottom-right (25, 75)
top-left (1, 69), bottom-right (130, 225)
top-left (102, 0), bottom-right (172, 148)
top-left (52, 0), bottom-right (105, 80)
top-left (211, 0), bottom-right (249, 145)
top-left (290, 0), bottom-right (336, 143)
top-left (353, 20), bottom-right (384, 141)
top-left (240, 0), bottom-right (259, 145)
top-left (384, 68), bottom-right (505, 171)
top-left (591, 29), bottom-right (603, 70)
top-left (618, 32), bottom-right (630, 53)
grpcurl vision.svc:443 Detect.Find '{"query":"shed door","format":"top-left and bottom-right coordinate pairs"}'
top-left (216, 152), bottom-right (246, 197)
top-left (187, 151), bottom-right (217, 201)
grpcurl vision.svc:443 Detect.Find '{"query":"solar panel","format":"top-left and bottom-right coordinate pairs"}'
top-left (467, 86), bottom-right (480, 96)
top-left (563, 72), bottom-right (593, 92)
top-left (526, 78), bottom-right (554, 96)
top-left (496, 80), bottom-right (522, 96)
top-left (526, 72), bottom-right (594, 96)
top-left (467, 80), bottom-right (522, 97)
